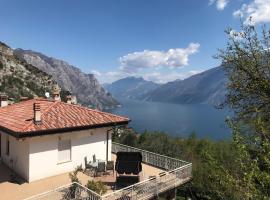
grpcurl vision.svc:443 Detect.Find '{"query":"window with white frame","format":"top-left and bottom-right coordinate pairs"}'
top-left (58, 139), bottom-right (71, 163)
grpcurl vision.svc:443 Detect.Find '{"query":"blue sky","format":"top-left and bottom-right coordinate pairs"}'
top-left (0, 0), bottom-right (270, 83)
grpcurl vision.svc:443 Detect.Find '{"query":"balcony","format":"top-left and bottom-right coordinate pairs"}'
top-left (0, 142), bottom-right (191, 200)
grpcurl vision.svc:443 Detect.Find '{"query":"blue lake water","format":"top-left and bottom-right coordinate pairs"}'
top-left (109, 98), bottom-right (232, 140)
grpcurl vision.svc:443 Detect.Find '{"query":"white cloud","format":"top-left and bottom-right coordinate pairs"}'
top-left (93, 43), bottom-right (201, 84)
top-left (209, 0), bottom-right (229, 10)
top-left (90, 70), bottom-right (102, 76)
top-left (119, 43), bottom-right (200, 73)
top-left (233, 0), bottom-right (270, 25)
top-left (94, 70), bottom-right (128, 83)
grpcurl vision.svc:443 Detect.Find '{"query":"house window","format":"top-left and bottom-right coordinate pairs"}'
top-left (6, 137), bottom-right (9, 156)
top-left (58, 139), bottom-right (71, 163)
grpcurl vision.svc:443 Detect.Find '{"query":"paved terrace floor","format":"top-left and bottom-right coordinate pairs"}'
top-left (0, 154), bottom-right (164, 200)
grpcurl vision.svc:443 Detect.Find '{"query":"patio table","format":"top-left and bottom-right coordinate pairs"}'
top-left (89, 162), bottom-right (98, 168)
top-left (89, 159), bottom-right (106, 167)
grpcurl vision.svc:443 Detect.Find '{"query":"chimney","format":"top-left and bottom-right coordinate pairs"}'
top-left (71, 95), bottom-right (77, 105)
top-left (66, 95), bottom-right (72, 104)
top-left (52, 84), bottom-right (61, 101)
top-left (33, 103), bottom-right (42, 124)
top-left (0, 94), bottom-right (8, 107)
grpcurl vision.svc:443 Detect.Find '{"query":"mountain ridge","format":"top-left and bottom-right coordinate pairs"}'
top-left (0, 42), bottom-right (56, 101)
top-left (14, 49), bottom-right (119, 110)
top-left (106, 67), bottom-right (227, 106)
top-left (144, 66), bottom-right (227, 105)
top-left (104, 76), bottom-right (159, 100)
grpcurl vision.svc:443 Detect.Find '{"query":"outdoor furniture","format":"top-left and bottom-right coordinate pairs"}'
top-left (105, 160), bottom-right (114, 176)
top-left (116, 175), bottom-right (140, 189)
top-left (92, 154), bottom-right (96, 163)
top-left (84, 157), bottom-right (97, 176)
top-left (84, 157), bottom-right (92, 169)
top-left (115, 152), bottom-right (142, 189)
top-left (115, 152), bottom-right (142, 175)
top-left (95, 161), bottom-right (106, 177)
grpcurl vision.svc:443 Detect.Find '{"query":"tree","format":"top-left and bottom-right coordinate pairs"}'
top-left (217, 21), bottom-right (270, 199)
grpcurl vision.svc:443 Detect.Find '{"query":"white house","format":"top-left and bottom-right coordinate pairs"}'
top-left (0, 96), bottom-right (129, 182)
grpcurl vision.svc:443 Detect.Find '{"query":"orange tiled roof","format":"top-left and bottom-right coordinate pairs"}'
top-left (0, 99), bottom-right (129, 137)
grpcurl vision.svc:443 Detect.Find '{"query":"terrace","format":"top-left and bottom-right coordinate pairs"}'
top-left (0, 142), bottom-right (192, 200)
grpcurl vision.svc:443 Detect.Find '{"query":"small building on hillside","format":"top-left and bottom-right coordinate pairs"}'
top-left (0, 98), bottom-right (129, 182)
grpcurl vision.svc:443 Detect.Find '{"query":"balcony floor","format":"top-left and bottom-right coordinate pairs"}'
top-left (0, 154), bottom-right (164, 200)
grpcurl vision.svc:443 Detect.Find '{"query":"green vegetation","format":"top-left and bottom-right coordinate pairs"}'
top-left (86, 180), bottom-right (107, 195)
top-left (68, 165), bottom-right (107, 196)
top-left (113, 23), bottom-right (270, 199)
top-left (216, 22), bottom-right (270, 199)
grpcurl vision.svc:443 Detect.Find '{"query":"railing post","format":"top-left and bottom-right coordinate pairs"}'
top-left (155, 176), bottom-right (159, 199)
top-left (165, 157), bottom-right (168, 170)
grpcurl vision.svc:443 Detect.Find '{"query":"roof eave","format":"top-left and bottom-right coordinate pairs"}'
top-left (0, 120), bottom-right (130, 139)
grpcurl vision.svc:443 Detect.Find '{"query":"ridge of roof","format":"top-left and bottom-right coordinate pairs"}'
top-left (55, 100), bottom-right (129, 121)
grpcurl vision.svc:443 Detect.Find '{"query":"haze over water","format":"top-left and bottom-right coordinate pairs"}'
top-left (110, 98), bottom-right (231, 140)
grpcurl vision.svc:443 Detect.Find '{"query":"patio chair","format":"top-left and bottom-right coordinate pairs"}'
top-left (95, 161), bottom-right (106, 177)
top-left (92, 154), bottom-right (96, 163)
top-left (84, 157), bottom-right (92, 169)
top-left (105, 160), bottom-right (114, 176)
top-left (84, 157), bottom-right (96, 176)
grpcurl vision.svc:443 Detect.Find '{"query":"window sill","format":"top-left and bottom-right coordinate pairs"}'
top-left (57, 160), bottom-right (72, 165)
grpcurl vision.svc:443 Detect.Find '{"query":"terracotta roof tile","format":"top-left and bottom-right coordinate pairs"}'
top-left (0, 99), bottom-right (129, 135)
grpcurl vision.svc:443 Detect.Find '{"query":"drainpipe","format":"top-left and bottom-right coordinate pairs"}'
top-left (106, 130), bottom-right (109, 162)
top-left (106, 126), bottom-right (116, 161)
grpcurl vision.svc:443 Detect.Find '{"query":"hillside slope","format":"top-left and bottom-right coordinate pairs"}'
top-left (14, 49), bottom-right (118, 109)
top-left (0, 42), bottom-right (55, 101)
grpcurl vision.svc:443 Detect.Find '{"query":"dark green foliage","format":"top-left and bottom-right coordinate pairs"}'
top-left (217, 23), bottom-right (270, 199)
top-left (0, 50), bottom-right (55, 101)
top-left (0, 75), bottom-right (48, 102)
top-left (66, 168), bottom-right (82, 199)
top-left (86, 180), bottom-right (107, 195)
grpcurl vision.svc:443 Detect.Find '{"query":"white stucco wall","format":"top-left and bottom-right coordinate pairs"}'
top-left (28, 127), bottom-right (112, 182)
top-left (0, 131), bottom-right (30, 180)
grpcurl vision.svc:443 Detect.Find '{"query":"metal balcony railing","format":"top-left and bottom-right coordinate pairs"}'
top-left (103, 142), bottom-right (192, 200)
top-left (25, 142), bottom-right (192, 200)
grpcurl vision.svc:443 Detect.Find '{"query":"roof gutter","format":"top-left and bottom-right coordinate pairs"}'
top-left (0, 120), bottom-right (130, 139)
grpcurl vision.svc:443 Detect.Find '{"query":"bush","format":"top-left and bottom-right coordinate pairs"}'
top-left (86, 180), bottom-right (107, 195)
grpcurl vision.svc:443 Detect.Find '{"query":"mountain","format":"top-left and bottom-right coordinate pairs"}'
top-left (14, 49), bottom-right (119, 110)
top-left (104, 77), bottom-right (159, 100)
top-left (0, 42), bottom-right (55, 101)
top-left (144, 67), bottom-right (227, 105)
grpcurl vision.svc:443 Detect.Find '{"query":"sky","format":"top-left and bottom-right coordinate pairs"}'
top-left (1, 0), bottom-right (270, 83)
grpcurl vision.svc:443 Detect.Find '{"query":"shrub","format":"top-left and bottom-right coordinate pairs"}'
top-left (86, 180), bottom-right (107, 195)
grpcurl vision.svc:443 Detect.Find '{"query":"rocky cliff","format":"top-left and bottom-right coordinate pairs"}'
top-left (0, 42), bottom-right (55, 101)
top-left (14, 49), bottom-right (119, 109)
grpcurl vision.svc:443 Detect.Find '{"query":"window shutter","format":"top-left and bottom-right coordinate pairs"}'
top-left (58, 139), bottom-right (71, 163)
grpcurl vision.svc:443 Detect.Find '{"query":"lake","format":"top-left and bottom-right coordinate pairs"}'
top-left (109, 98), bottom-right (232, 140)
